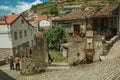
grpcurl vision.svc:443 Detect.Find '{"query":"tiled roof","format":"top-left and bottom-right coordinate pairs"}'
top-left (33, 15), bottom-right (47, 22)
top-left (0, 14), bottom-right (20, 25)
top-left (54, 7), bottom-right (98, 21)
top-left (94, 4), bottom-right (119, 17)
top-left (53, 4), bottom-right (119, 21)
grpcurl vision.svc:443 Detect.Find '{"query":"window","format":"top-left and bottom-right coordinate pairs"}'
top-left (21, 19), bottom-right (24, 24)
top-left (24, 30), bottom-right (27, 37)
top-left (19, 31), bottom-right (22, 38)
top-left (30, 29), bottom-right (32, 35)
top-left (14, 32), bottom-right (17, 40)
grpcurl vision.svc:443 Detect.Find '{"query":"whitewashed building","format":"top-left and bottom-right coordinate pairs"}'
top-left (39, 19), bottom-right (51, 29)
top-left (30, 15), bottom-right (51, 31)
top-left (0, 14), bottom-right (35, 59)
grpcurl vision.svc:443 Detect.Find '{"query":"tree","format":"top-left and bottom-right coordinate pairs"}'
top-left (66, 0), bottom-right (75, 2)
top-left (107, 0), bottom-right (117, 4)
top-left (49, 6), bottom-right (58, 16)
top-left (45, 24), bottom-right (65, 48)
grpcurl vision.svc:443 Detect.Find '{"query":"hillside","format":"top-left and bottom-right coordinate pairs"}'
top-left (22, 0), bottom-right (118, 17)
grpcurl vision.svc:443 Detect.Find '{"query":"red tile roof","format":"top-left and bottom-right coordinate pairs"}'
top-left (0, 14), bottom-right (20, 25)
top-left (33, 15), bottom-right (47, 22)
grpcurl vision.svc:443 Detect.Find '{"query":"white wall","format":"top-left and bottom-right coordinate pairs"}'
top-left (11, 16), bottom-right (35, 48)
top-left (39, 20), bottom-right (51, 27)
top-left (0, 25), bottom-right (12, 48)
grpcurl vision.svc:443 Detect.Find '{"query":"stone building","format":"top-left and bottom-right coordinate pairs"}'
top-left (0, 14), bottom-right (35, 59)
top-left (52, 4), bottom-right (120, 64)
top-left (30, 15), bottom-right (52, 31)
top-left (53, 4), bottom-right (120, 39)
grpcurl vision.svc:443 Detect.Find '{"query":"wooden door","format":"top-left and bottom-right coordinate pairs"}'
top-left (74, 25), bottom-right (80, 37)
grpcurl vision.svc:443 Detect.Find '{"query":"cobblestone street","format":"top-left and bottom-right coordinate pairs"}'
top-left (0, 57), bottom-right (120, 80)
top-left (1, 40), bottom-right (120, 80)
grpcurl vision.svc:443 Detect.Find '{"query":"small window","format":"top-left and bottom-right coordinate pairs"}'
top-left (14, 32), bottom-right (17, 40)
top-left (24, 30), bottom-right (27, 37)
top-left (21, 19), bottom-right (24, 24)
top-left (19, 31), bottom-right (22, 38)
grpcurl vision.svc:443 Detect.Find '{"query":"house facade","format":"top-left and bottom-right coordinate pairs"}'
top-left (39, 19), bottom-right (51, 29)
top-left (52, 4), bottom-right (120, 64)
top-left (53, 7), bottom-right (97, 39)
top-left (30, 15), bottom-right (51, 31)
top-left (92, 5), bottom-right (119, 40)
top-left (53, 4), bottom-right (120, 40)
top-left (0, 14), bottom-right (35, 59)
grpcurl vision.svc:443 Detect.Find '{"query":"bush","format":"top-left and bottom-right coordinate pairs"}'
top-left (49, 6), bottom-right (58, 16)
top-left (45, 24), bottom-right (65, 48)
top-left (49, 49), bottom-right (67, 62)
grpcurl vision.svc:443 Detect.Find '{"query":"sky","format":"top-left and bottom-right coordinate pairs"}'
top-left (0, 0), bottom-right (48, 15)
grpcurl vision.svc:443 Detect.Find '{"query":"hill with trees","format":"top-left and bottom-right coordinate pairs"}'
top-left (22, 0), bottom-right (118, 17)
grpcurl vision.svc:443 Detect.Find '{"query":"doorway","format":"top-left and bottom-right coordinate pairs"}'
top-left (74, 24), bottom-right (80, 37)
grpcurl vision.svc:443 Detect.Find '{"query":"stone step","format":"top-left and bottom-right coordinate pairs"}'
top-left (50, 62), bottom-right (69, 66)
top-left (46, 65), bottom-right (70, 70)
top-left (46, 62), bottom-right (70, 70)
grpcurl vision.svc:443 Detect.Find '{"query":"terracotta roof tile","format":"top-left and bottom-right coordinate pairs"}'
top-left (34, 15), bottom-right (47, 22)
top-left (0, 14), bottom-right (20, 25)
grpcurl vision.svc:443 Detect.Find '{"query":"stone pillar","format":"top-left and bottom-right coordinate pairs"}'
top-left (93, 35), bottom-right (103, 62)
top-left (62, 48), bottom-right (68, 57)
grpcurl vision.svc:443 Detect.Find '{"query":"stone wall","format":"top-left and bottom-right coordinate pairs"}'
top-left (0, 48), bottom-right (12, 60)
top-left (93, 35), bottom-right (103, 62)
top-left (21, 33), bottom-right (48, 75)
top-left (67, 37), bottom-right (86, 65)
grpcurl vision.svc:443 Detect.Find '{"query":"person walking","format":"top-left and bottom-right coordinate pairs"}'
top-left (8, 56), bottom-right (14, 70)
top-left (15, 56), bottom-right (20, 71)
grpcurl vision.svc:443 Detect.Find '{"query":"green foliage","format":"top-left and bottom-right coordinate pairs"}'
top-left (41, 11), bottom-right (49, 15)
top-left (38, 27), bottom-right (44, 31)
top-left (49, 6), bottom-right (58, 16)
top-left (66, 0), bottom-right (75, 2)
top-left (49, 49), bottom-right (67, 62)
top-left (82, 0), bottom-right (89, 3)
top-left (22, 0), bottom-right (118, 17)
top-left (107, 0), bottom-right (117, 4)
top-left (45, 24), bottom-right (65, 48)
top-left (31, 3), bottom-right (45, 10)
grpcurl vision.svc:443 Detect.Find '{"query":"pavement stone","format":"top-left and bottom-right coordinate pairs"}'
top-left (1, 39), bottom-right (120, 80)
top-left (0, 57), bottom-right (119, 80)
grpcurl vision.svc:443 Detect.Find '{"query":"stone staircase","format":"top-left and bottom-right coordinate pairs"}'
top-left (46, 62), bottom-right (70, 70)
top-left (100, 40), bottom-right (120, 61)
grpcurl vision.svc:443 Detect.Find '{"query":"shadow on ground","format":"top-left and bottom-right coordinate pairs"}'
top-left (0, 70), bottom-right (16, 80)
